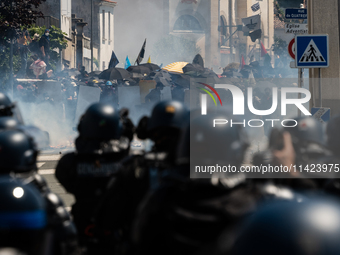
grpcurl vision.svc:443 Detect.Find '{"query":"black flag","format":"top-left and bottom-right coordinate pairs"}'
top-left (249, 29), bottom-right (262, 42)
top-left (135, 39), bottom-right (146, 65)
top-left (108, 50), bottom-right (119, 68)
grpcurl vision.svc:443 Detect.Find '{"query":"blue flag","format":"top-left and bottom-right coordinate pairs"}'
top-left (108, 51), bottom-right (119, 69)
top-left (159, 63), bottom-right (163, 69)
top-left (125, 56), bottom-right (131, 69)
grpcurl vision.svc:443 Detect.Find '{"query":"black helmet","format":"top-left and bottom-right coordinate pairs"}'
top-left (0, 130), bottom-right (38, 173)
top-left (0, 248), bottom-right (26, 255)
top-left (147, 100), bottom-right (189, 132)
top-left (230, 198), bottom-right (340, 255)
top-left (0, 93), bottom-right (15, 117)
top-left (77, 102), bottom-right (122, 140)
top-left (0, 176), bottom-right (47, 254)
top-left (0, 117), bottom-right (20, 131)
top-left (283, 116), bottom-right (326, 146)
top-left (190, 110), bottom-right (249, 176)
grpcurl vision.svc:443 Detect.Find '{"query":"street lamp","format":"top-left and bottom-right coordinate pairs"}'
top-left (91, 0), bottom-right (93, 72)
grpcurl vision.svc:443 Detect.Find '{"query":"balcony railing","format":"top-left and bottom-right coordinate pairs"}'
top-left (35, 16), bottom-right (59, 28)
top-left (83, 37), bottom-right (91, 49)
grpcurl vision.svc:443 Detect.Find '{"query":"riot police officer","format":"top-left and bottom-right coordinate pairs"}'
top-left (0, 176), bottom-right (48, 255)
top-left (93, 100), bottom-right (189, 253)
top-left (220, 198), bottom-right (340, 255)
top-left (0, 93), bottom-right (49, 149)
top-left (253, 116), bottom-right (330, 190)
top-left (55, 102), bottom-right (131, 254)
top-left (0, 93), bottom-right (24, 123)
top-left (132, 110), bottom-right (253, 255)
top-left (132, 109), bottom-right (308, 255)
top-left (0, 130), bottom-right (77, 255)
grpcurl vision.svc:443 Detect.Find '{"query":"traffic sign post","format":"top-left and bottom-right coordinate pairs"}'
top-left (295, 35), bottom-right (329, 68)
top-left (311, 107), bottom-right (331, 123)
top-left (285, 8), bottom-right (307, 19)
top-left (288, 38), bottom-right (295, 59)
top-left (285, 23), bottom-right (308, 34)
top-left (295, 35), bottom-right (329, 108)
top-left (288, 38), bottom-right (304, 116)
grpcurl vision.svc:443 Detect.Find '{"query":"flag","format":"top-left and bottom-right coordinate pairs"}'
top-left (125, 56), bottom-right (131, 69)
top-left (251, 2), bottom-right (260, 12)
top-left (239, 55), bottom-right (245, 71)
top-left (249, 29), bottom-right (262, 42)
top-left (248, 70), bottom-right (256, 86)
top-left (159, 63), bottom-right (163, 69)
top-left (108, 51), bottom-right (119, 69)
top-left (260, 41), bottom-right (268, 57)
top-left (248, 44), bottom-right (257, 59)
top-left (242, 14), bottom-right (261, 33)
top-left (147, 56), bottom-right (151, 63)
top-left (135, 39), bottom-right (146, 65)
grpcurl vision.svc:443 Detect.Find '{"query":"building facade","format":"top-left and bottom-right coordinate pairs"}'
top-left (165, 0), bottom-right (274, 69)
top-left (72, 0), bottom-right (116, 71)
top-left (308, 0), bottom-right (340, 114)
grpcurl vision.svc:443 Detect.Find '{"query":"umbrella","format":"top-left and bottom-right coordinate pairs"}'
top-left (57, 68), bottom-right (80, 77)
top-left (88, 71), bottom-right (102, 77)
top-left (99, 68), bottom-right (131, 80)
top-left (149, 69), bottom-right (172, 81)
top-left (182, 63), bottom-right (205, 74)
top-left (192, 54), bottom-right (204, 68)
top-left (170, 73), bottom-right (191, 88)
top-left (162, 62), bottom-right (189, 74)
top-left (67, 68), bottom-right (81, 76)
top-left (127, 65), bottom-right (151, 75)
top-left (139, 63), bottom-right (160, 71)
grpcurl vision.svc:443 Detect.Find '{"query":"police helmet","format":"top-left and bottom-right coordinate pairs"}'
top-left (190, 110), bottom-right (249, 168)
top-left (283, 116), bottom-right (326, 147)
top-left (0, 117), bottom-right (20, 131)
top-left (0, 176), bottom-right (47, 254)
top-left (77, 102), bottom-right (122, 140)
top-left (0, 93), bottom-right (15, 117)
top-left (147, 100), bottom-right (189, 132)
top-left (0, 248), bottom-right (26, 255)
top-left (230, 198), bottom-right (340, 255)
top-left (0, 130), bottom-right (38, 174)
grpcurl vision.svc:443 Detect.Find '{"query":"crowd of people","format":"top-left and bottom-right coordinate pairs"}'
top-left (0, 87), bottom-right (340, 255)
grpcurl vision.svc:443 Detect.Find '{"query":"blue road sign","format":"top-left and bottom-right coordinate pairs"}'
top-left (311, 107), bottom-right (330, 123)
top-left (285, 8), bottom-right (307, 19)
top-left (295, 35), bottom-right (329, 68)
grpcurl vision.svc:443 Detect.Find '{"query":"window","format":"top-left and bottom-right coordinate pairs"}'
top-left (103, 61), bottom-right (105, 70)
top-left (108, 11), bottom-right (111, 42)
top-left (102, 10), bottom-right (105, 40)
top-left (220, 15), bottom-right (228, 46)
top-left (173, 15), bottom-right (203, 31)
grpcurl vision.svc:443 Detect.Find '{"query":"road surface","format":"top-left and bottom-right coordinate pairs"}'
top-left (38, 149), bottom-right (75, 210)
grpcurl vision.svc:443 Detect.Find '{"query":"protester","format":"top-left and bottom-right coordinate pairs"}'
top-left (29, 33), bottom-right (41, 57)
top-left (39, 29), bottom-right (50, 69)
top-left (17, 29), bottom-right (32, 78)
top-left (145, 82), bottom-right (164, 104)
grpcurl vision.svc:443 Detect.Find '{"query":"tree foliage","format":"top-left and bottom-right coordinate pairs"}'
top-left (28, 25), bottom-right (68, 51)
top-left (0, 25), bottom-right (68, 91)
top-left (277, 0), bottom-right (303, 8)
top-left (28, 25), bottom-right (68, 70)
top-left (0, 0), bottom-right (46, 42)
top-left (152, 35), bottom-right (201, 65)
top-left (272, 36), bottom-right (288, 58)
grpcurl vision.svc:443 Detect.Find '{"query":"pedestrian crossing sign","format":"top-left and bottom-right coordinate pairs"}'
top-left (311, 107), bottom-right (330, 123)
top-left (295, 35), bottom-right (329, 68)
